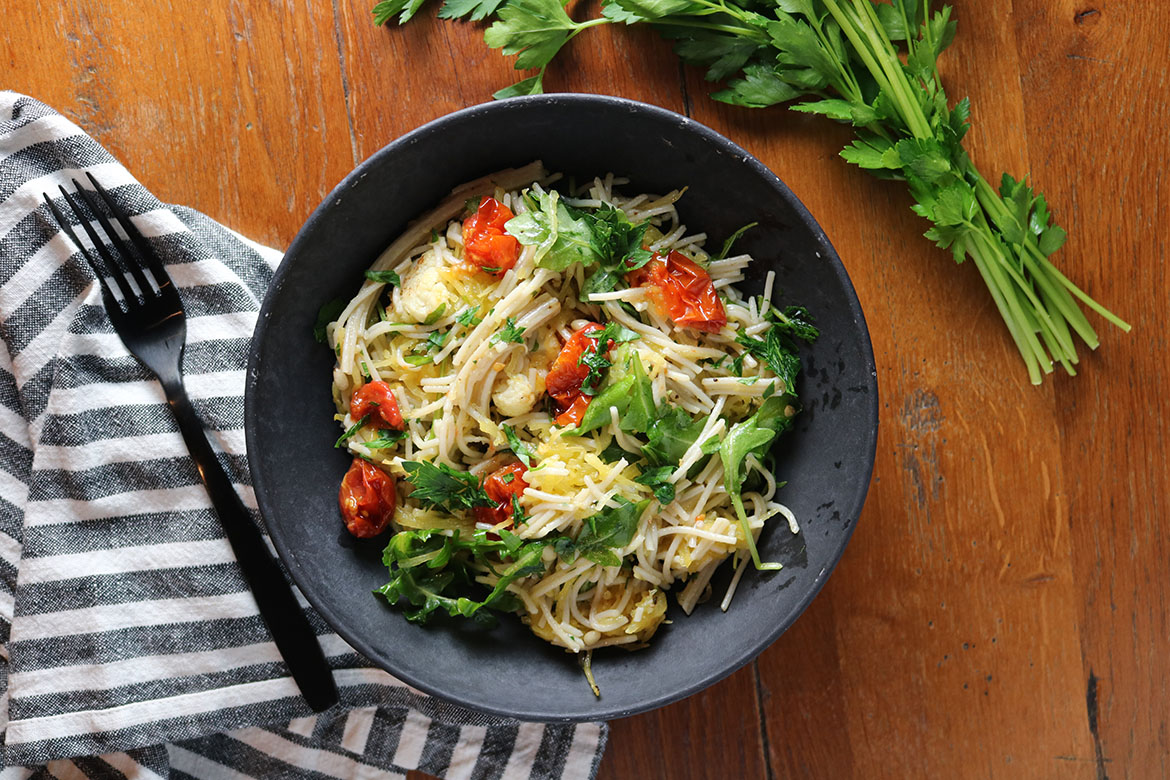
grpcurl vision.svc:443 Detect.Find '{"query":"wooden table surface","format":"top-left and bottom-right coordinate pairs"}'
top-left (8, 0), bottom-right (1167, 776)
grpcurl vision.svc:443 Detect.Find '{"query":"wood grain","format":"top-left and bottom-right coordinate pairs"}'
top-left (6, 0), bottom-right (1168, 776)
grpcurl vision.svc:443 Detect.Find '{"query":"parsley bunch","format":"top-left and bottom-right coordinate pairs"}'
top-left (374, 0), bottom-right (1130, 384)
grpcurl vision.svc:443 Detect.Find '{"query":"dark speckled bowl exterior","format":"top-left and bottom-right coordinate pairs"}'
top-left (245, 94), bottom-right (878, 722)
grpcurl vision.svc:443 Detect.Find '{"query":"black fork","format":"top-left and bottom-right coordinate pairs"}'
top-left (45, 175), bottom-right (338, 712)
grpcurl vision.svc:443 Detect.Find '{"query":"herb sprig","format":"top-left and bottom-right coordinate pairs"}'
top-left (375, 0), bottom-right (1130, 383)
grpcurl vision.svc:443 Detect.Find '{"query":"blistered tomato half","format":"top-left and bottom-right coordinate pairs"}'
top-left (339, 458), bottom-right (397, 538)
top-left (474, 461), bottom-right (529, 527)
top-left (462, 196), bottom-right (521, 276)
top-left (545, 323), bottom-right (612, 427)
top-left (350, 381), bottom-right (406, 430)
top-left (628, 250), bottom-right (727, 333)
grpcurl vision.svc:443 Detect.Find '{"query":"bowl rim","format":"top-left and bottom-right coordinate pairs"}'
top-left (245, 92), bottom-right (879, 721)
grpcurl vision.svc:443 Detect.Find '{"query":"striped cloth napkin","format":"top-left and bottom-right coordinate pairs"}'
top-left (0, 93), bottom-right (607, 778)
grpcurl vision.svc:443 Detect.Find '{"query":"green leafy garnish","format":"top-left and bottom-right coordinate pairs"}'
top-left (456, 306), bottom-right (483, 327)
top-left (502, 424), bottom-right (535, 467)
top-left (426, 329), bottom-right (450, 352)
top-left (599, 440), bottom-right (641, 464)
top-left (364, 428), bottom-right (409, 449)
top-left (422, 303), bottom-right (447, 326)
top-left (376, 529), bottom-right (546, 624)
top-left (642, 405), bottom-right (706, 467)
top-left (404, 354), bottom-right (434, 366)
top-left (574, 497), bottom-right (651, 567)
top-left (719, 396), bottom-right (794, 571)
top-left (335, 413), bottom-right (372, 447)
top-left (314, 298), bottom-right (346, 344)
top-left (736, 306), bottom-right (818, 392)
top-left (401, 461), bottom-right (494, 514)
top-left (365, 269), bottom-right (402, 286)
top-left (490, 316), bottom-right (526, 345)
top-left (505, 190), bottom-right (601, 271)
top-left (634, 465), bottom-right (676, 504)
top-left (714, 222), bottom-right (757, 261)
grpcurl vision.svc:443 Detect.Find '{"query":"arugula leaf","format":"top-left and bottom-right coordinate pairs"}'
top-left (401, 461), bottom-right (494, 513)
top-left (504, 190), bottom-right (602, 271)
top-left (404, 354), bottom-right (434, 366)
top-left (365, 269), bottom-right (402, 286)
top-left (575, 497), bottom-right (650, 567)
top-left (599, 440), bottom-right (641, 464)
top-left (642, 405), bottom-right (706, 467)
top-left (314, 298), bottom-right (346, 344)
top-left (376, 529), bottom-right (546, 624)
top-left (423, 303), bottom-right (447, 326)
top-left (620, 349), bottom-right (657, 433)
top-left (502, 424), bottom-right (535, 467)
top-left (569, 374), bottom-right (633, 436)
top-left (335, 413), bottom-right (372, 447)
top-left (715, 222), bottom-right (757, 260)
top-left (719, 396), bottom-right (793, 571)
top-left (490, 316), bottom-right (526, 345)
top-left (634, 465), bottom-right (676, 504)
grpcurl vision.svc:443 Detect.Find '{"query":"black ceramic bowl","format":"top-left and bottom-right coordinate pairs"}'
top-left (245, 94), bottom-right (878, 721)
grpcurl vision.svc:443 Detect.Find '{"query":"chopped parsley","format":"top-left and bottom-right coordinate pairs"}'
top-left (490, 316), bottom-right (526, 345)
top-left (400, 461), bottom-right (494, 514)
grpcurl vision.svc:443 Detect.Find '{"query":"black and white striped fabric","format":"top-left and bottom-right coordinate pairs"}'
top-left (0, 93), bottom-right (607, 778)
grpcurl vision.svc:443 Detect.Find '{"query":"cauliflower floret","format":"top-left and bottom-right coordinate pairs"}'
top-left (398, 250), bottom-right (455, 323)
top-left (492, 373), bottom-right (539, 418)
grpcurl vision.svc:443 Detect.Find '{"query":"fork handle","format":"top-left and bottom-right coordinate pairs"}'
top-left (163, 380), bottom-right (339, 712)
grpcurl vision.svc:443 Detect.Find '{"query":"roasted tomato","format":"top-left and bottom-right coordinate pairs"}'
top-left (462, 196), bottom-right (521, 276)
top-left (628, 251), bottom-right (727, 333)
top-left (339, 458), bottom-right (397, 538)
top-left (545, 323), bottom-right (612, 427)
top-left (474, 461), bottom-right (529, 527)
top-left (350, 381), bottom-right (405, 430)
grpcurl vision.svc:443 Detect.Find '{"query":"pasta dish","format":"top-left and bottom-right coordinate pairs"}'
top-left (324, 162), bottom-right (815, 674)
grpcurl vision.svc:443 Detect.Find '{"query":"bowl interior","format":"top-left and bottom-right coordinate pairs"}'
top-left (246, 94), bottom-right (878, 721)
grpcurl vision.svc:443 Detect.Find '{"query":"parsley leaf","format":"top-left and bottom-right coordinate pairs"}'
top-left (502, 424), bottom-right (535, 467)
top-left (401, 461), bottom-right (494, 514)
top-left (490, 317), bottom-right (526, 345)
top-left (482, 0), bottom-right (594, 70)
top-left (335, 413), bottom-right (372, 447)
top-left (423, 303), bottom-right (447, 326)
top-left (438, 0), bottom-right (507, 20)
top-left (735, 306), bottom-right (818, 392)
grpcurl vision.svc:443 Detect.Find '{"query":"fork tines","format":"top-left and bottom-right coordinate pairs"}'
top-left (44, 175), bottom-right (171, 312)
